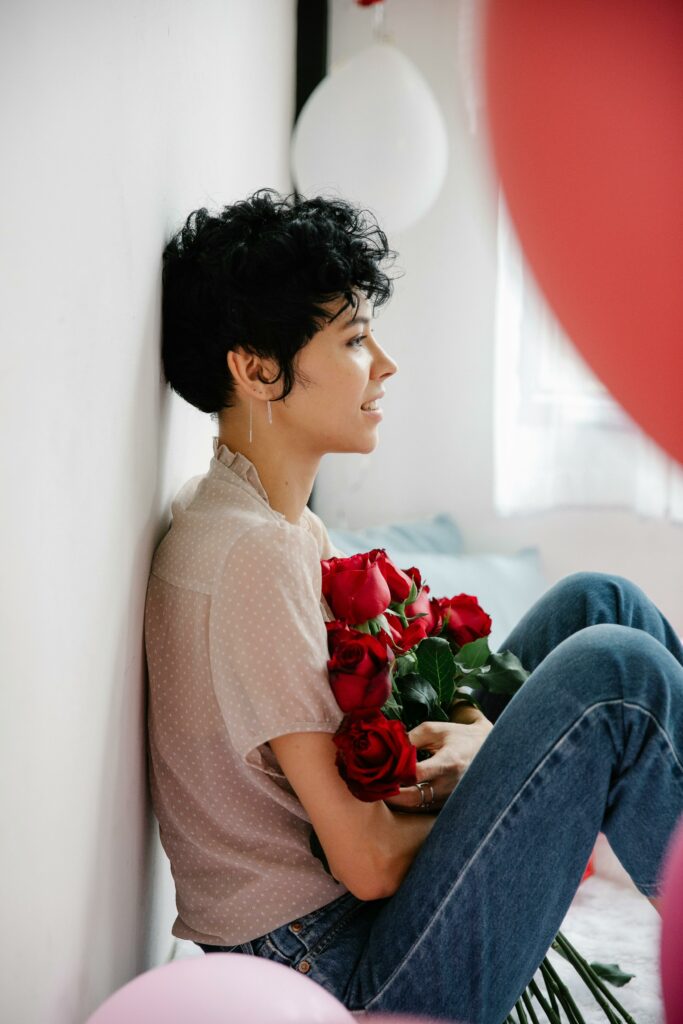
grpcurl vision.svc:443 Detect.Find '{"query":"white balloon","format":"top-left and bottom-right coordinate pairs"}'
top-left (291, 41), bottom-right (449, 235)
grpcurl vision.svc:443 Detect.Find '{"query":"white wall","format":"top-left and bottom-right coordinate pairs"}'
top-left (315, 0), bottom-right (683, 634)
top-left (0, 2), bottom-right (296, 1021)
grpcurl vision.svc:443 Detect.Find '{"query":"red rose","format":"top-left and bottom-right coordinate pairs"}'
top-left (404, 584), bottom-right (444, 638)
top-left (383, 612), bottom-right (431, 655)
top-left (332, 708), bottom-right (417, 802)
top-left (403, 566), bottom-right (423, 591)
top-left (321, 550), bottom-right (392, 624)
top-left (380, 584), bottom-right (444, 655)
top-left (375, 551), bottom-right (415, 603)
top-left (326, 623), bottom-right (394, 712)
top-left (438, 593), bottom-right (492, 647)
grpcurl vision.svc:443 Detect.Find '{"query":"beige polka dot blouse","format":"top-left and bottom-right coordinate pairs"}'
top-left (143, 436), bottom-right (350, 946)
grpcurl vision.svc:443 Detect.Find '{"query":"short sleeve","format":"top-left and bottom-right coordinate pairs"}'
top-left (209, 521), bottom-right (345, 775)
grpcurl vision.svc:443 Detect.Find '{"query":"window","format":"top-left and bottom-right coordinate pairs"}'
top-left (493, 194), bottom-right (683, 522)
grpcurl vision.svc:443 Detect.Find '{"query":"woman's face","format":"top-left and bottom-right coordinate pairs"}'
top-left (285, 291), bottom-right (399, 455)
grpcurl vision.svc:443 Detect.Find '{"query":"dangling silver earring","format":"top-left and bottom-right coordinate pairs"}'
top-left (249, 397), bottom-right (253, 444)
top-left (267, 399), bottom-right (272, 425)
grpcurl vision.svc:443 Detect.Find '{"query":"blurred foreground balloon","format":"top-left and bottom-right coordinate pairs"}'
top-left (660, 813), bottom-right (683, 1024)
top-left (364, 1015), bottom-right (463, 1023)
top-left (85, 953), bottom-right (354, 1024)
top-left (484, 0), bottom-right (683, 465)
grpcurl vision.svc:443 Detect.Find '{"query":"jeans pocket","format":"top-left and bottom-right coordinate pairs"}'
top-left (304, 895), bottom-right (371, 961)
top-left (262, 891), bottom-right (378, 968)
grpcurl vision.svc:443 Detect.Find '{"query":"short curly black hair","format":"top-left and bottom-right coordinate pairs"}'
top-left (161, 187), bottom-right (402, 418)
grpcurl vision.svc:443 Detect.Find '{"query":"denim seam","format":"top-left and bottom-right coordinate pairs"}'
top-left (362, 699), bottom-right (624, 1012)
top-left (621, 700), bottom-right (683, 775)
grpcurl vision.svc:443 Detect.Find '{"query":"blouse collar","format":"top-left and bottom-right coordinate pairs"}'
top-left (211, 435), bottom-right (271, 502)
top-left (211, 436), bottom-right (310, 531)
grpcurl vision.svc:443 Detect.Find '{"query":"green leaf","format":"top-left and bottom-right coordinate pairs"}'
top-left (454, 663), bottom-right (491, 677)
top-left (374, 612), bottom-right (394, 635)
top-left (396, 672), bottom-right (449, 730)
top-left (415, 637), bottom-right (457, 707)
top-left (396, 673), bottom-right (438, 707)
top-left (454, 636), bottom-right (491, 670)
top-left (482, 649), bottom-right (530, 695)
top-left (395, 650), bottom-right (418, 677)
top-left (588, 962), bottom-right (635, 987)
top-left (381, 691), bottom-right (403, 720)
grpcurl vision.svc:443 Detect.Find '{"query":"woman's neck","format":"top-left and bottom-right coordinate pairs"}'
top-left (217, 427), bottom-right (320, 526)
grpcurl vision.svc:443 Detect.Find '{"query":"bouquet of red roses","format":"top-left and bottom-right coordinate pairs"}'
top-left (311, 547), bottom-right (635, 1024)
top-left (321, 547), bottom-right (529, 803)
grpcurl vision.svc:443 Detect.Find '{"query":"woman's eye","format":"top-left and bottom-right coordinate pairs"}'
top-left (348, 335), bottom-right (367, 347)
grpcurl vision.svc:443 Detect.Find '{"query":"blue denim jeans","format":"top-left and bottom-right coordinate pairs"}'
top-left (196, 572), bottom-right (683, 1023)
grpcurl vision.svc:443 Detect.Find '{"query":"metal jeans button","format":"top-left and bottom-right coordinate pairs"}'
top-left (289, 921), bottom-right (303, 933)
top-left (298, 960), bottom-right (311, 973)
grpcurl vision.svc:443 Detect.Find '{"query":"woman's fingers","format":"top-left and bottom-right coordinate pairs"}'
top-left (385, 719), bottom-right (493, 812)
top-left (406, 720), bottom-right (452, 752)
top-left (384, 780), bottom-right (442, 812)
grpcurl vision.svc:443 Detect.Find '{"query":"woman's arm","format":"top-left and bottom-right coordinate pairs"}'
top-left (269, 730), bottom-right (438, 900)
top-left (378, 809), bottom-right (439, 896)
top-left (270, 708), bottom-right (491, 899)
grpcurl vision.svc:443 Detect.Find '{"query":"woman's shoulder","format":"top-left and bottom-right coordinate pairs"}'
top-left (303, 507), bottom-right (345, 560)
top-left (215, 516), bottom-right (321, 590)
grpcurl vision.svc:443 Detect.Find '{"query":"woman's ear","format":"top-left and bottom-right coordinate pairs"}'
top-left (227, 347), bottom-right (279, 398)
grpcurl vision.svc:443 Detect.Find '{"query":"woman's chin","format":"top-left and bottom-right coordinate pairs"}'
top-left (326, 435), bottom-right (379, 456)
top-left (357, 431), bottom-right (380, 454)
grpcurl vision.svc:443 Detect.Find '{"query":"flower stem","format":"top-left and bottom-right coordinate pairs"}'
top-left (528, 978), bottom-right (563, 1024)
top-left (539, 960), bottom-right (561, 1018)
top-left (540, 956), bottom-right (586, 1024)
top-left (521, 987), bottom-right (541, 1024)
top-left (554, 932), bottom-right (637, 1024)
top-left (514, 995), bottom-right (528, 1024)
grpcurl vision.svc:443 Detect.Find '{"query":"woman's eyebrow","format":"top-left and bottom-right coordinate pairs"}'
top-left (344, 314), bottom-right (371, 328)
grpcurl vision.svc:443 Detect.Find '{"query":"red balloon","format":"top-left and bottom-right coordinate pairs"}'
top-left (484, 0), bottom-right (683, 466)
top-left (660, 814), bottom-right (683, 1024)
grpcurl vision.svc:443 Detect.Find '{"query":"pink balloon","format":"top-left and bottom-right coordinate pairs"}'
top-left (363, 1015), bottom-right (465, 1023)
top-left (660, 813), bottom-right (683, 1023)
top-left (85, 952), bottom-right (354, 1024)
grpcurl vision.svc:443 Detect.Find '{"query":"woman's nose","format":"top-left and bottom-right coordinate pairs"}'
top-left (372, 339), bottom-right (399, 378)
top-left (378, 349), bottom-right (399, 378)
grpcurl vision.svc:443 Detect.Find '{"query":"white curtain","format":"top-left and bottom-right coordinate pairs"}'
top-left (493, 194), bottom-right (683, 522)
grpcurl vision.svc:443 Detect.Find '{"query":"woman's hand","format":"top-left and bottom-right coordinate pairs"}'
top-left (384, 712), bottom-right (494, 813)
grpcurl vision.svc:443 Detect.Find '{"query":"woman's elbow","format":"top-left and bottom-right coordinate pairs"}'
top-left (338, 851), bottom-right (397, 902)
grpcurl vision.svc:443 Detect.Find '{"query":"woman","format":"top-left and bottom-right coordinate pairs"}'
top-left (144, 188), bottom-right (683, 1023)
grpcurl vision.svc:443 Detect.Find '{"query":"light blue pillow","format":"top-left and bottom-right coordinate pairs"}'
top-left (384, 547), bottom-right (549, 653)
top-left (326, 512), bottom-right (463, 560)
